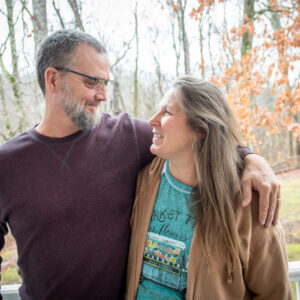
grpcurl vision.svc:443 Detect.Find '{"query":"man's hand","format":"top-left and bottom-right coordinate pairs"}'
top-left (242, 154), bottom-right (281, 227)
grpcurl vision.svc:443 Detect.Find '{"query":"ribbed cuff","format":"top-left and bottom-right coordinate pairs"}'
top-left (237, 145), bottom-right (256, 160)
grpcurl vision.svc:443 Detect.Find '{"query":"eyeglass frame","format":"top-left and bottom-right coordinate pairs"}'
top-left (54, 66), bottom-right (113, 89)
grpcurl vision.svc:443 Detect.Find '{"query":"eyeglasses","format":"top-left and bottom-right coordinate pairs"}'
top-left (55, 67), bottom-right (113, 90)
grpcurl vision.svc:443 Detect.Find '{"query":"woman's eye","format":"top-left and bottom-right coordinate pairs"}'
top-left (164, 110), bottom-right (171, 115)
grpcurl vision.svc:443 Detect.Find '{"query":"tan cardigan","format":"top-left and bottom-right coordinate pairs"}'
top-left (126, 157), bottom-right (292, 300)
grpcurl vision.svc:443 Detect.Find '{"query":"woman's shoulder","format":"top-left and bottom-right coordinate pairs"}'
top-left (236, 192), bottom-right (286, 252)
top-left (136, 157), bottom-right (166, 192)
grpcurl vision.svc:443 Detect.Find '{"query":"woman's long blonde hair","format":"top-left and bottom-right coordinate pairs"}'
top-left (172, 76), bottom-right (246, 264)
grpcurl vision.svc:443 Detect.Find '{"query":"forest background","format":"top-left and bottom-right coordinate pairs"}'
top-left (0, 0), bottom-right (299, 295)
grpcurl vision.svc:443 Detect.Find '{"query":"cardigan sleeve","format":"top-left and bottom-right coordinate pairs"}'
top-left (241, 203), bottom-right (292, 299)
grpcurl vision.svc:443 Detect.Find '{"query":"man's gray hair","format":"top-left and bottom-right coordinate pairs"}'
top-left (36, 29), bottom-right (107, 95)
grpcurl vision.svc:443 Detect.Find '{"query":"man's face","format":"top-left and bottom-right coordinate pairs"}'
top-left (60, 81), bottom-right (101, 130)
top-left (58, 44), bottom-right (110, 130)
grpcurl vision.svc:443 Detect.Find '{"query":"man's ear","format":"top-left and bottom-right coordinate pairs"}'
top-left (44, 67), bottom-right (60, 94)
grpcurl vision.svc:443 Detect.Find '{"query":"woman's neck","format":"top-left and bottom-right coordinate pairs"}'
top-left (168, 156), bottom-right (198, 187)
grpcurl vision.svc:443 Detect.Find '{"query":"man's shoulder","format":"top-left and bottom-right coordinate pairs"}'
top-left (100, 112), bottom-right (148, 127)
top-left (98, 112), bottom-right (151, 136)
top-left (0, 130), bottom-right (32, 155)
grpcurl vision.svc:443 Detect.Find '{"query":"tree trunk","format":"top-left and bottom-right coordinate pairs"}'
top-left (32, 0), bottom-right (48, 56)
top-left (153, 55), bottom-right (164, 98)
top-left (241, 0), bottom-right (255, 55)
top-left (178, 0), bottom-right (190, 74)
top-left (269, 8), bottom-right (297, 158)
top-left (198, 19), bottom-right (205, 79)
top-left (208, 21), bottom-right (215, 75)
top-left (5, 0), bottom-right (26, 131)
top-left (169, 11), bottom-right (180, 76)
top-left (112, 79), bottom-right (121, 116)
top-left (5, 0), bottom-right (20, 101)
top-left (52, 0), bottom-right (65, 28)
top-left (68, 0), bottom-right (85, 31)
top-left (133, 1), bottom-right (139, 117)
top-left (0, 75), bottom-right (15, 141)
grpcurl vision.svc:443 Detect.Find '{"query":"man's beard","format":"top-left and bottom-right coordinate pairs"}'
top-left (60, 82), bottom-right (101, 130)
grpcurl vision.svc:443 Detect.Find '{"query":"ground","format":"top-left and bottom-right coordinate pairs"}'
top-left (277, 168), bottom-right (300, 180)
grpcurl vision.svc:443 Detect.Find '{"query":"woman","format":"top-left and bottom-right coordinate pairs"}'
top-left (126, 77), bottom-right (292, 299)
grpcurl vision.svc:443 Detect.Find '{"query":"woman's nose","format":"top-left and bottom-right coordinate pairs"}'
top-left (148, 112), bottom-right (160, 127)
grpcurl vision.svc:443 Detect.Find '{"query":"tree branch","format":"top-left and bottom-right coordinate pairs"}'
top-left (110, 36), bottom-right (134, 71)
top-left (0, 8), bottom-right (7, 17)
top-left (52, 0), bottom-right (65, 28)
top-left (19, 0), bottom-right (33, 18)
top-left (67, 0), bottom-right (85, 31)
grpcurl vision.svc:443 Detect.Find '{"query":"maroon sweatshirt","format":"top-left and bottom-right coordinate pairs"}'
top-left (0, 113), bottom-right (154, 300)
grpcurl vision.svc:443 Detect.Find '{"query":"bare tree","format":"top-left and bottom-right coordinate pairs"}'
top-left (109, 39), bottom-right (134, 114)
top-left (32, 0), bottom-right (48, 55)
top-left (198, 19), bottom-right (205, 79)
top-left (241, 0), bottom-right (255, 55)
top-left (177, 0), bottom-right (190, 74)
top-left (153, 55), bottom-right (165, 98)
top-left (111, 81), bottom-right (121, 115)
top-left (133, 1), bottom-right (139, 117)
top-left (0, 74), bottom-right (17, 141)
top-left (168, 6), bottom-right (181, 76)
top-left (149, 26), bottom-right (166, 98)
top-left (165, 0), bottom-right (190, 75)
top-left (96, 24), bottom-right (134, 115)
top-left (3, 0), bottom-right (26, 132)
top-left (52, 0), bottom-right (65, 28)
top-left (68, 0), bottom-right (85, 31)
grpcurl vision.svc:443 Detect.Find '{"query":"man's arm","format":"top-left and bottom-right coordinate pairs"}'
top-left (0, 222), bottom-right (9, 295)
top-left (241, 154), bottom-right (280, 227)
top-left (132, 118), bottom-right (154, 169)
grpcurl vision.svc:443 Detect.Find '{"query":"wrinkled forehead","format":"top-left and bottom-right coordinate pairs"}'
top-left (71, 44), bottom-right (110, 78)
top-left (158, 88), bottom-right (181, 108)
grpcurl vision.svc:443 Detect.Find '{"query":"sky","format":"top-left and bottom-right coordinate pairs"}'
top-left (0, 0), bottom-right (243, 79)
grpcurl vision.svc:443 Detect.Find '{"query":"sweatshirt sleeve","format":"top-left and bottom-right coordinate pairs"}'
top-left (0, 221), bottom-right (8, 294)
top-left (131, 118), bottom-right (155, 170)
top-left (237, 145), bottom-right (255, 159)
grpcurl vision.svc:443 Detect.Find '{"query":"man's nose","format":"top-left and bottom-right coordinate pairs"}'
top-left (94, 86), bottom-right (107, 101)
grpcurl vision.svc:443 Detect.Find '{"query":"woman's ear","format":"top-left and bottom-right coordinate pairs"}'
top-left (195, 128), bottom-right (206, 140)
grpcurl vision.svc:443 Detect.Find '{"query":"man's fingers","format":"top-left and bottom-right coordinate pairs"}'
top-left (264, 190), bottom-right (278, 227)
top-left (272, 185), bottom-right (281, 225)
top-left (273, 198), bottom-right (281, 226)
top-left (277, 185), bottom-right (281, 200)
top-left (242, 177), bottom-right (252, 207)
top-left (258, 182), bottom-right (271, 225)
top-left (260, 180), bottom-right (280, 226)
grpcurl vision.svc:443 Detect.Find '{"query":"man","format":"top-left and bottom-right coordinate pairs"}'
top-left (0, 30), bottom-right (280, 299)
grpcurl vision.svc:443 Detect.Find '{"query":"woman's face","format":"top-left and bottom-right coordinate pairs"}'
top-left (148, 89), bottom-right (196, 161)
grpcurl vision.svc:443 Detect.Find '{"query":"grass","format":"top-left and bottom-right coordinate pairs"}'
top-left (279, 177), bottom-right (300, 300)
top-left (1, 266), bottom-right (21, 285)
top-left (287, 243), bottom-right (300, 261)
top-left (280, 178), bottom-right (300, 223)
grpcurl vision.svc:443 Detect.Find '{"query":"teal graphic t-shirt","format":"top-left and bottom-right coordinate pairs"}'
top-left (136, 160), bottom-right (196, 300)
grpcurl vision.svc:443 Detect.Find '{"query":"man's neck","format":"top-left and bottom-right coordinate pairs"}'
top-left (35, 117), bottom-right (80, 138)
